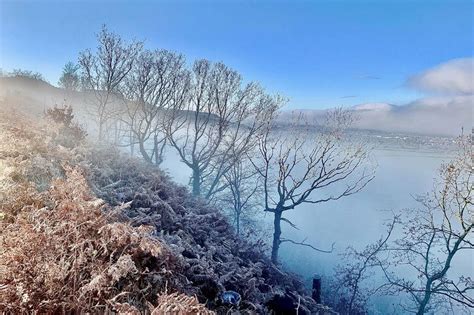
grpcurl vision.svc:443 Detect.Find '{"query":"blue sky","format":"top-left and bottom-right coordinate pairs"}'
top-left (0, 0), bottom-right (472, 109)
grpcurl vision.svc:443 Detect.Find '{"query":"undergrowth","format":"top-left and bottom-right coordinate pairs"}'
top-left (0, 109), bottom-right (212, 314)
top-left (0, 106), bottom-right (332, 314)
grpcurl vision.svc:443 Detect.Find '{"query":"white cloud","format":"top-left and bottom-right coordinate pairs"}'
top-left (408, 57), bottom-right (474, 95)
top-left (280, 58), bottom-right (474, 135)
top-left (347, 59), bottom-right (474, 135)
top-left (352, 95), bottom-right (472, 136)
top-left (283, 94), bottom-right (472, 136)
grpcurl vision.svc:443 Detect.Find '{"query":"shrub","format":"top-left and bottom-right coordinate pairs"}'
top-left (45, 104), bottom-right (87, 147)
top-left (10, 69), bottom-right (46, 82)
top-left (45, 104), bottom-right (74, 126)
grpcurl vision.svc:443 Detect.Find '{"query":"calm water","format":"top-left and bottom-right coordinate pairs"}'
top-left (276, 149), bottom-right (473, 313)
top-left (279, 149), bottom-right (450, 276)
top-left (162, 146), bottom-right (471, 312)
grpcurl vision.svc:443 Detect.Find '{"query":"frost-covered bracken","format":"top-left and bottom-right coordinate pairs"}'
top-left (0, 107), bottom-right (335, 314)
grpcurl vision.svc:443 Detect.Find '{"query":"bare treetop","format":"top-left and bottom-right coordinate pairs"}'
top-left (332, 136), bottom-right (473, 314)
top-left (379, 136), bottom-right (473, 313)
top-left (79, 25), bottom-right (143, 140)
top-left (256, 111), bottom-right (374, 212)
top-left (253, 109), bottom-right (375, 263)
top-left (82, 26), bottom-right (142, 92)
top-left (165, 59), bottom-right (282, 199)
top-left (120, 49), bottom-right (189, 164)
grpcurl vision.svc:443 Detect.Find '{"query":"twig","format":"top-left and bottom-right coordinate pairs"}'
top-left (280, 238), bottom-right (335, 253)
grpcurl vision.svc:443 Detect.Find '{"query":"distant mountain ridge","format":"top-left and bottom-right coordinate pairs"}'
top-left (280, 96), bottom-right (472, 136)
top-left (1, 76), bottom-right (471, 137)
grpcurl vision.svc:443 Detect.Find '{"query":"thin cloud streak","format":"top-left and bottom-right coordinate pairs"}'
top-left (340, 95), bottom-right (358, 99)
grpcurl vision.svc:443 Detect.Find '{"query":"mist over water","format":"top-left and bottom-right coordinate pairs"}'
top-left (162, 146), bottom-right (471, 277)
top-left (1, 1), bottom-right (472, 312)
top-left (280, 149), bottom-right (449, 276)
top-left (277, 149), bottom-right (473, 313)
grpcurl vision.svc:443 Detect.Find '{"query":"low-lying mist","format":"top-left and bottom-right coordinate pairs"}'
top-left (1, 73), bottom-right (472, 314)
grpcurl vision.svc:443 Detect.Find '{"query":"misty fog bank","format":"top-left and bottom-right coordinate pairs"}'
top-left (281, 95), bottom-right (473, 137)
top-left (1, 76), bottom-right (471, 138)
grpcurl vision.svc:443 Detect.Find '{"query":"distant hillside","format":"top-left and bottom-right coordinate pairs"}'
top-left (2, 75), bottom-right (470, 138)
top-left (280, 96), bottom-right (472, 136)
top-left (0, 76), bottom-right (221, 127)
top-left (0, 76), bottom-right (92, 121)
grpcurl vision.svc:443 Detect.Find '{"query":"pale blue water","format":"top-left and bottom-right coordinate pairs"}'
top-left (277, 149), bottom-right (473, 313)
top-left (162, 146), bottom-right (471, 313)
top-left (279, 149), bottom-right (448, 277)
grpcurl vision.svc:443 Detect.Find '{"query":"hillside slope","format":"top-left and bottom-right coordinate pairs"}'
top-left (0, 106), bottom-right (334, 314)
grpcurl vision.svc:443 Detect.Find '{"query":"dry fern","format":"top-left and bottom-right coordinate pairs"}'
top-left (152, 292), bottom-right (215, 315)
top-left (0, 108), bottom-right (332, 314)
top-left (0, 165), bottom-right (181, 313)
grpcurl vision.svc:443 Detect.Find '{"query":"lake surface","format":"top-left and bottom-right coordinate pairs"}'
top-left (279, 149), bottom-right (450, 276)
top-left (276, 148), bottom-right (473, 313)
top-left (161, 146), bottom-right (471, 313)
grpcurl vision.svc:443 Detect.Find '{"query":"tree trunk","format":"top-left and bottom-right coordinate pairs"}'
top-left (236, 213), bottom-right (241, 237)
top-left (271, 211), bottom-right (282, 264)
top-left (154, 135), bottom-right (160, 165)
top-left (114, 120), bottom-right (119, 145)
top-left (130, 130), bottom-right (135, 157)
top-left (98, 121), bottom-right (104, 141)
top-left (417, 282), bottom-right (432, 315)
top-left (139, 139), bottom-right (152, 164)
top-left (192, 167), bottom-right (201, 196)
top-left (417, 298), bottom-right (429, 315)
top-left (312, 277), bottom-right (322, 303)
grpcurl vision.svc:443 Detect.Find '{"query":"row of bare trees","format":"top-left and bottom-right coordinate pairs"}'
top-left (64, 26), bottom-right (472, 312)
top-left (72, 26), bottom-right (374, 266)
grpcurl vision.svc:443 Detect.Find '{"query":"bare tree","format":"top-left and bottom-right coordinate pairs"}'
top-left (252, 109), bottom-right (374, 264)
top-left (333, 136), bottom-right (473, 314)
top-left (376, 137), bottom-right (473, 314)
top-left (219, 156), bottom-right (262, 237)
top-left (165, 59), bottom-right (281, 199)
top-left (120, 49), bottom-right (189, 165)
top-left (329, 216), bottom-right (399, 315)
top-left (79, 25), bottom-right (142, 141)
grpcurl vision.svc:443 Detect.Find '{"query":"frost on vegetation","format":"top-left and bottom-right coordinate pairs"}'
top-left (0, 117), bottom-right (192, 312)
top-left (0, 110), bottom-right (335, 314)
